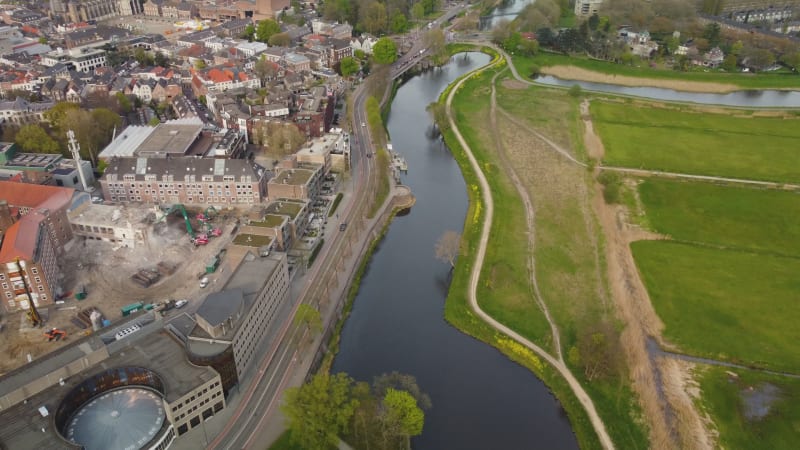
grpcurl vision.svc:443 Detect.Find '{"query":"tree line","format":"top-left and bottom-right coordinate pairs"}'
top-left (322, 0), bottom-right (441, 36)
top-left (3, 102), bottom-right (121, 167)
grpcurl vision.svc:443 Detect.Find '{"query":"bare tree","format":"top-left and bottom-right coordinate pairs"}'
top-left (434, 230), bottom-right (461, 269)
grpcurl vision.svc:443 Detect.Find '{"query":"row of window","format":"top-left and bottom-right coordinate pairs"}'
top-left (109, 182), bottom-right (255, 190)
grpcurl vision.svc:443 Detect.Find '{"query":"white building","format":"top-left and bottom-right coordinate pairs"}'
top-left (235, 41), bottom-right (269, 58)
top-left (574, 0), bottom-right (603, 17)
top-left (41, 47), bottom-right (106, 73)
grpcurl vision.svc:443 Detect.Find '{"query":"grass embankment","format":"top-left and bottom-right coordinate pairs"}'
top-left (443, 57), bottom-right (647, 448)
top-left (697, 366), bottom-right (800, 449)
top-left (590, 101), bottom-right (800, 183)
top-left (493, 77), bottom-right (648, 449)
top-left (631, 179), bottom-right (800, 372)
top-left (511, 53), bottom-right (800, 90)
top-left (365, 96), bottom-right (390, 218)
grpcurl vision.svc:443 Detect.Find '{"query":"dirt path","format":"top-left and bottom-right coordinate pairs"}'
top-left (489, 68), bottom-right (563, 362)
top-left (446, 57), bottom-right (616, 450)
top-left (541, 65), bottom-right (740, 93)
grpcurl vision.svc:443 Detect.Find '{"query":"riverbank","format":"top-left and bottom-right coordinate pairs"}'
top-left (512, 52), bottom-right (800, 92)
top-left (439, 51), bottom-right (624, 450)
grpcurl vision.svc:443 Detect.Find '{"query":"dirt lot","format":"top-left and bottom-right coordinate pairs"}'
top-left (0, 207), bottom-right (239, 374)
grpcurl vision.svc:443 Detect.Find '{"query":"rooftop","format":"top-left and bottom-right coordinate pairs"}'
top-left (136, 122), bottom-right (204, 157)
top-left (265, 199), bottom-right (304, 219)
top-left (98, 125), bottom-right (155, 159)
top-left (232, 233), bottom-right (274, 248)
top-left (271, 168), bottom-right (313, 185)
top-left (248, 214), bottom-right (285, 228)
top-left (196, 288), bottom-right (245, 328)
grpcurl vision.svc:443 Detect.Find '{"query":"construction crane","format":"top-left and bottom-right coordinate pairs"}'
top-left (15, 258), bottom-right (42, 327)
top-left (157, 204), bottom-right (208, 245)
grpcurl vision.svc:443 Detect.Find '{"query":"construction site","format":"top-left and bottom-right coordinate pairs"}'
top-left (0, 203), bottom-right (239, 375)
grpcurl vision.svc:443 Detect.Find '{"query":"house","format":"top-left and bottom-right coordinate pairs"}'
top-left (703, 47), bottom-right (725, 68)
top-left (143, 0), bottom-right (165, 17)
top-left (350, 35), bottom-right (378, 55)
top-left (151, 79), bottom-right (182, 103)
top-left (327, 38), bottom-right (353, 65)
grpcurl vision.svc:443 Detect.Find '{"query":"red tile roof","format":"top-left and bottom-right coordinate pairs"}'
top-left (0, 180), bottom-right (74, 212)
top-left (0, 213), bottom-right (44, 262)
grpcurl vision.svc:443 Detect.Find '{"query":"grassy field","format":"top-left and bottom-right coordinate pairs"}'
top-left (591, 101), bottom-right (800, 183)
top-left (447, 65), bottom-right (648, 448)
top-left (512, 53), bottom-right (800, 90)
top-left (638, 179), bottom-right (800, 257)
top-left (698, 366), bottom-right (800, 449)
top-left (632, 240), bottom-right (800, 371)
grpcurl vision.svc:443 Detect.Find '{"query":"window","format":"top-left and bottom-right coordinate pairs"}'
top-left (38, 286), bottom-right (44, 292)
top-left (31, 268), bottom-right (37, 275)
top-left (0, 274), bottom-right (4, 280)
top-left (177, 424), bottom-right (189, 435)
top-left (5, 292), bottom-right (10, 298)
top-left (34, 277), bottom-right (40, 283)
top-left (1, 283), bottom-right (6, 289)
top-left (42, 294), bottom-right (47, 300)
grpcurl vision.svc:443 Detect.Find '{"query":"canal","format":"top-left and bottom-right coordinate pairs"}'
top-left (332, 53), bottom-right (578, 449)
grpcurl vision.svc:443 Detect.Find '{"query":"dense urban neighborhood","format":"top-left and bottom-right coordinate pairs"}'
top-left (0, 0), bottom-right (799, 449)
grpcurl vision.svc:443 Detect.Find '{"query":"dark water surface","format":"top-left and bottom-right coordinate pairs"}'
top-left (332, 53), bottom-right (578, 450)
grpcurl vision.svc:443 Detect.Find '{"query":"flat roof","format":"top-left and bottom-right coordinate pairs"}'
top-left (265, 199), bottom-right (304, 219)
top-left (0, 325), bottom-right (217, 449)
top-left (98, 125), bottom-right (155, 159)
top-left (271, 168), bottom-right (313, 186)
top-left (136, 123), bottom-right (204, 157)
top-left (233, 233), bottom-right (273, 248)
top-left (248, 214), bottom-right (285, 228)
top-left (67, 204), bottom-right (149, 228)
top-left (196, 288), bottom-right (244, 328)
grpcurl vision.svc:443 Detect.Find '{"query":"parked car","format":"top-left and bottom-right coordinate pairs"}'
top-left (199, 277), bottom-right (209, 288)
top-left (175, 299), bottom-right (188, 308)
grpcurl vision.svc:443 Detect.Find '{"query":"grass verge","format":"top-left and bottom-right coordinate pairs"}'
top-left (696, 366), bottom-right (800, 450)
top-left (632, 240), bottom-right (800, 371)
top-left (442, 55), bottom-right (648, 449)
top-left (328, 193), bottom-right (343, 217)
top-left (590, 100), bottom-right (800, 183)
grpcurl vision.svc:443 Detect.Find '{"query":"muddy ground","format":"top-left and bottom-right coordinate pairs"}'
top-left (0, 209), bottom-right (238, 374)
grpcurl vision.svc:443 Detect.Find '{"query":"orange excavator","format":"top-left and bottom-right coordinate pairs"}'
top-left (44, 328), bottom-right (67, 342)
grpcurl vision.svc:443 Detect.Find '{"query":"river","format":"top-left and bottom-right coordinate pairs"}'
top-left (332, 53), bottom-right (578, 449)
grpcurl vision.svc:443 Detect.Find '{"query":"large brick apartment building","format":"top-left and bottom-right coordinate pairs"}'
top-left (100, 157), bottom-right (270, 206)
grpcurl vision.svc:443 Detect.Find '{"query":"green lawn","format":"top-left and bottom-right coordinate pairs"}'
top-left (591, 101), bottom-right (800, 183)
top-left (512, 53), bottom-right (800, 90)
top-left (698, 366), bottom-right (800, 449)
top-left (638, 179), bottom-right (800, 257)
top-left (632, 240), bottom-right (800, 371)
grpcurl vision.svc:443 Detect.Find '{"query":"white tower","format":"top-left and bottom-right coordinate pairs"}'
top-left (67, 129), bottom-right (91, 192)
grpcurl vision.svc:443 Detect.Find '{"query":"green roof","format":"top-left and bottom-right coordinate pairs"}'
top-left (249, 214), bottom-right (285, 228)
top-left (265, 200), bottom-right (303, 219)
top-left (233, 234), bottom-right (274, 248)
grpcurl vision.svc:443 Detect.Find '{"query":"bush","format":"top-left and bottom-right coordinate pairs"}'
top-left (329, 193), bottom-right (343, 217)
top-left (307, 239), bottom-right (325, 267)
top-left (597, 171), bottom-right (622, 204)
top-left (529, 64), bottom-right (541, 79)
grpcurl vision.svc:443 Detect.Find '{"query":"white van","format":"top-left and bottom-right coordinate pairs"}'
top-left (199, 277), bottom-right (209, 288)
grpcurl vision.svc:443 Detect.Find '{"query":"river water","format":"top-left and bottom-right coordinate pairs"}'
top-left (332, 53), bottom-right (578, 449)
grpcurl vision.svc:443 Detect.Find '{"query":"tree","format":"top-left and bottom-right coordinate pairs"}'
top-left (268, 32), bottom-right (291, 47)
top-left (372, 37), bottom-right (398, 65)
top-left (60, 108), bottom-right (121, 165)
top-left (254, 56), bottom-right (277, 85)
top-left (434, 230), bottom-right (461, 268)
top-left (194, 59), bottom-right (206, 69)
top-left (242, 23), bottom-right (255, 41)
top-left (411, 2), bottom-right (425, 21)
top-left (282, 372), bottom-right (360, 450)
top-left (154, 52), bottom-right (169, 67)
top-left (576, 320), bottom-right (622, 381)
top-left (568, 84), bottom-right (583, 97)
top-left (745, 47), bottom-right (776, 71)
top-left (133, 47), bottom-right (153, 66)
top-left (339, 56), bottom-right (360, 76)
top-left (390, 11), bottom-right (409, 33)
top-left (254, 121), bottom-right (306, 153)
top-left (782, 51), bottom-right (800, 71)
top-left (426, 101), bottom-right (448, 133)
top-left (256, 19), bottom-right (281, 43)
top-left (43, 101), bottom-right (80, 134)
top-left (381, 389), bottom-right (424, 449)
top-left (372, 372), bottom-right (432, 410)
top-left (721, 54), bottom-right (738, 71)
top-left (703, 22), bottom-right (721, 48)
top-left (423, 28), bottom-right (446, 64)
top-left (293, 303), bottom-right (322, 335)
top-left (518, 38), bottom-right (540, 56)
top-left (15, 124), bottom-right (60, 153)
top-left (361, 1), bottom-right (388, 35)
top-left (503, 31), bottom-right (522, 54)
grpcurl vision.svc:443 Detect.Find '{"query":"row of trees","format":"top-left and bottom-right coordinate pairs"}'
top-left (243, 19), bottom-right (292, 47)
top-left (3, 102), bottom-right (121, 166)
top-left (283, 371), bottom-right (429, 449)
top-left (322, 0), bottom-right (441, 35)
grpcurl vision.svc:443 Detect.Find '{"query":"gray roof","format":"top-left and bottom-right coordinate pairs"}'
top-left (103, 156), bottom-right (267, 182)
top-left (196, 288), bottom-right (244, 327)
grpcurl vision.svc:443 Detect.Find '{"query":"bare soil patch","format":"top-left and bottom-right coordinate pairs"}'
top-left (542, 65), bottom-right (740, 94)
top-left (581, 99), bottom-right (605, 160)
top-left (501, 79), bottom-right (528, 90)
top-left (0, 208), bottom-right (238, 374)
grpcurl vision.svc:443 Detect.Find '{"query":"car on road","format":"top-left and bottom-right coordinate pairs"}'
top-left (175, 299), bottom-right (188, 308)
top-left (339, 223), bottom-right (347, 231)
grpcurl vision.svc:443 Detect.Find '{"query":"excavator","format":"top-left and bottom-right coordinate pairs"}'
top-left (15, 258), bottom-right (42, 328)
top-left (196, 206), bottom-right (222, 237)
top-left (44, 328), bottom-right (67, 342)
top-left (157, 204), bottom-right (208, 246)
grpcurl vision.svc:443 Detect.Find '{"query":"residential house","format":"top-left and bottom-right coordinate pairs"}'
top-left (350, 34), bottom-right (377, 54)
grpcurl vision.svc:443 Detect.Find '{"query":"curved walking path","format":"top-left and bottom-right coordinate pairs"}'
top-left (488, 68), bottom-right (563, 362)
top-left (446, 55), bottom-right (615, 450)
